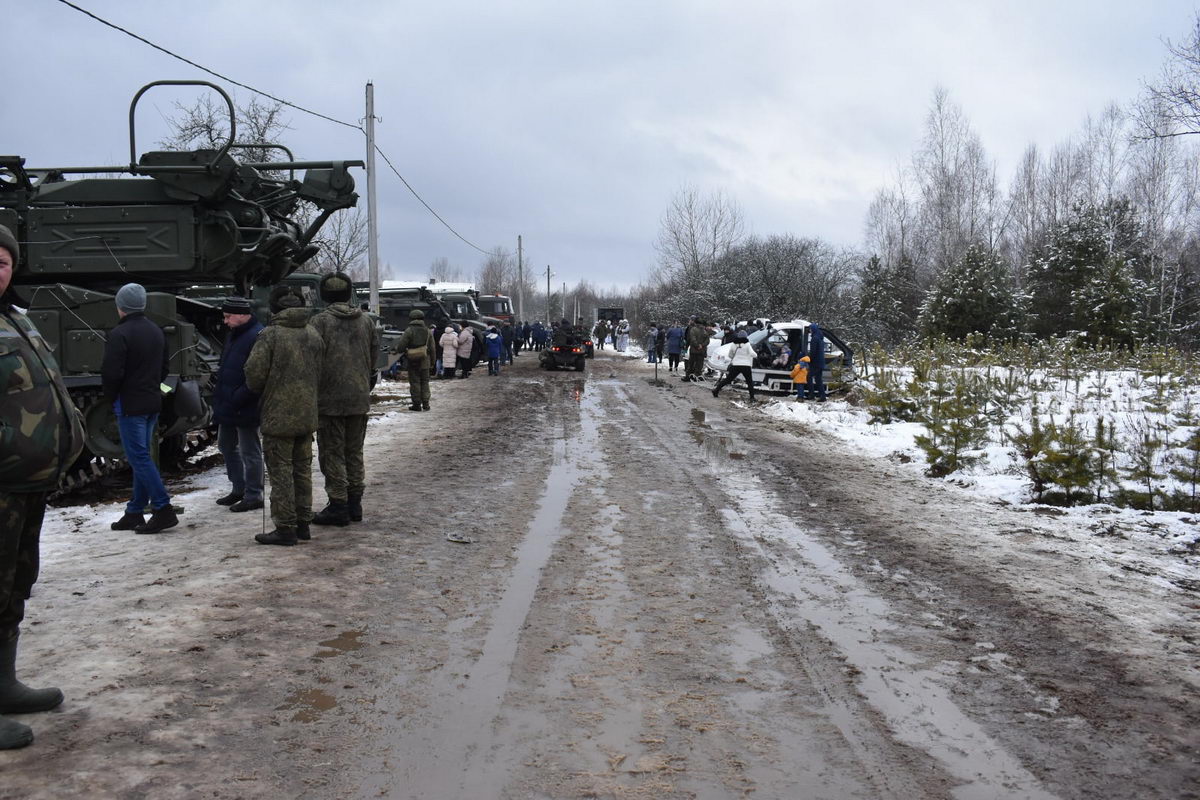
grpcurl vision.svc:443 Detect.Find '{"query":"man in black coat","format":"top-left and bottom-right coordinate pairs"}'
top-left (212, 296), bottom-right (264, 512)
top-left (101, 283), bottom-right (177, 533)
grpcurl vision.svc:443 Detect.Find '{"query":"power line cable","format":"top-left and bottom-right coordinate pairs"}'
top-left (374, 145), bottom-right (491, 255)
top-left (53, 0), bottom-right (362, 131)
top-left (53, 0), bottom-right (494, 256)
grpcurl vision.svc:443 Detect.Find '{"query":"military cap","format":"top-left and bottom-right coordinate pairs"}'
top-left (269, 285), bottom-right (304, 313)
top-left (319, 272), bottom-right (353, 303)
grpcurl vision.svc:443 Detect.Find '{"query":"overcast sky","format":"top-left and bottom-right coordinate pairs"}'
top-left (8, 0), bottom-right (1197, 289)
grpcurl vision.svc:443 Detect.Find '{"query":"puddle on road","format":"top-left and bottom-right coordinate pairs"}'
top-left (363, 387), bottom-right (607, 799)
top-left (277, 688), bottom-right (338, 723)
top-left (669, 407), bottom-right (1057, 799)
top-left (315, 629), bottom-right (366, 658)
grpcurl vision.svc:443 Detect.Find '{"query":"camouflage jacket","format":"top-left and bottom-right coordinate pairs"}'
top-left (394, 320), bottom-right (435, 365)
top-left (309, 303), bottom-right (378, 417)
top-left (244, 307), bottom-right (325, 437)
top-left (0, 304), bottom-right (85, 491)
top-left (686, 324), bottom-right (710, 351)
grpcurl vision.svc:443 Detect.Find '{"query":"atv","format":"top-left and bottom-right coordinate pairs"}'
top-left (540, 335), bottom-right (587, 371)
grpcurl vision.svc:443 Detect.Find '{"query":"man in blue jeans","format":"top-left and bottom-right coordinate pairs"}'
top-left (102, 283), bottom-right (177, 533)
top-left (211, 296), bottom-right (264, 512)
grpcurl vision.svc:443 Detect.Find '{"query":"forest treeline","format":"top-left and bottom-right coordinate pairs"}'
top-left (470, 18), bottom-right (1200, 352)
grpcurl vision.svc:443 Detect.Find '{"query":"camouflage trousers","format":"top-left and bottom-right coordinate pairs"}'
top-left (262, 434), bottom-right (313, 530)
top-left (316, 415), bottom-right (368, 503)
top-left (686, 351), bottom-right (705, 379)
top-left (0, 491), bottom-right (47, 640)
top-left (407, 359), bottom-right (431, 406)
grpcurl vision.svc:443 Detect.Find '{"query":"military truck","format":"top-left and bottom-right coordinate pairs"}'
top-left (1, 80), bottom-right (363, 487)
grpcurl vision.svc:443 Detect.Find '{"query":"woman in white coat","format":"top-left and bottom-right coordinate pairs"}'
top-left (439, 324), bottom-right (461, 378)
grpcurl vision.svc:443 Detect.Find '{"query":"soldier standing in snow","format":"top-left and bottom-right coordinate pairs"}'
top-left (0, 225), bottom-right (86, 750)
top-left (310, 273), bottom-right (379, 526)
top-left (245, 286), bottom-right (325, 546)
top-left (394, 308), bottom-right (435, 410)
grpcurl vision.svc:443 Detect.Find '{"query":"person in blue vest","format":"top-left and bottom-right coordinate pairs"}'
top-left (803, 322), bottom-right (827, 401)
top-left (211, 296), bottom-right (265, 512)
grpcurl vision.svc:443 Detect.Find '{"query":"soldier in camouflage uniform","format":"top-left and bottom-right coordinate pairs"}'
top-left (0, 224), bottom-right (86, 749)
top-left (244, 286), bottom-right (324, 546)
top-left (392, 308), bottom-right (435, 413)
top-left (684, 319), bottom-right (711, 382)
top-left (309, 273), bottom-right (379, 528)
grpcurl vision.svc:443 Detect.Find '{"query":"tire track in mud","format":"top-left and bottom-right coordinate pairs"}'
top-left (614, 375), bottom-right (959, 800)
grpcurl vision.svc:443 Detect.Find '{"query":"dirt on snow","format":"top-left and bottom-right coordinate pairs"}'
top-left (1, 351), bottom-right (1197, 799)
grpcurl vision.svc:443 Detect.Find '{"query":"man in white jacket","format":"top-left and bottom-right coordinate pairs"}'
top-left (711, 331), bottom-right (757, 402)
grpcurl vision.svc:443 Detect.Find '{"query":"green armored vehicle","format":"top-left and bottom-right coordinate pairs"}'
top-left (0, 81), bottom-right (363, 487)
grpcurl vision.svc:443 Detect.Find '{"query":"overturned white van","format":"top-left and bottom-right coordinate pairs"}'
top-left (703, 319), bottom-right (856, 394)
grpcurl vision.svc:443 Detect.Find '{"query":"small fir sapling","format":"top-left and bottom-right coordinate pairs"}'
top-left (1091, 416), bottom-right (1121, 504)
top-left (1008, 399), bottom-right (1052, 503)
top-left (1040, 408), bottom-right (1094, 506)
top-left (1122, 419), bottom-right (1167, 511)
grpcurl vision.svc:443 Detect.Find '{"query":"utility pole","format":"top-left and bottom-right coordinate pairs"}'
top-left (365, 81), bottom-right (380, 314)
top-left (517, 235), bottom-right (524, 322)
top-left (562, 281), bottom-right (566, 321)
top-left (544, 264), bottom-right (552, 324)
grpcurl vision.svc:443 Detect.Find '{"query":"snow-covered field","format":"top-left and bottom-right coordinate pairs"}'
top-left (628, 351), bottom-right (1200, 590)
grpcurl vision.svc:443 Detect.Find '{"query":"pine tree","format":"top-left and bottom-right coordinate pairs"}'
top-left (1026, 200), bottom-right (1145, 342)
top-left (915, 370), bottom-right (988, 477)
top-left (1091, 416), bottom-right (1121, 504)
top-left (1123, 421), bottom-right (1166, 510)
top-left (1008, 399), bottom-right (1051, 502)
top-left (1167, 403), bottom-right (1200, 513)
top-left (1040, 409), bottom-right (1094, 506)
top-left (918, 245), bottom-right (1023, 342)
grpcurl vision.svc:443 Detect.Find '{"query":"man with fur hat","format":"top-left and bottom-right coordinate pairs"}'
top-left (392, 308), bottom-right (435, 412)
top-left (211, 296), bottom-right (264, 513)
top-left (0, 223), bottom-right (86, 748)
top-left (244, 286), bottom-right (324, 545)
top-left (308, 273), bottom-right (379, 528)
top-left (103, 282), bottom-right (177, 533)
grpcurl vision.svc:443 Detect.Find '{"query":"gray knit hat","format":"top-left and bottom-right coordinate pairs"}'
top-left (115, 283), bottom-right (147, 313)
top-left (0, 225), bottom-right (18, 263)
top-left (221, 296), bottom-right (253, 314)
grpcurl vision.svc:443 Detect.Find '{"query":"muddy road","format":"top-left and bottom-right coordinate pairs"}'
top-left (2, 351), bottom-right (1197, 799)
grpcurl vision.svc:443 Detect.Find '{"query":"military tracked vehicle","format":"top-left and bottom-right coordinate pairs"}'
top-left (0, 80), bottom-right (363, 489)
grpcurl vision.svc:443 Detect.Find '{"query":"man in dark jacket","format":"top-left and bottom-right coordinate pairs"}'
top-left (0, 225), bottom-right (86, 749)
top-left (393, 308), bottom-right (435, 412)
top-left (102, 283), bottom-right (176, 534)
top-left (212, 296), bottom-right (264, 512)
top-left (684, 319), bottom-right (710, 383)
top-left (803, 322), bottom-right (827, 401)
top-left (501, 322), bottom-right (515, 364)
top-left (245, 287), bottom-right (324, 545)
top-left (310, 274), bottom-right (379, 528)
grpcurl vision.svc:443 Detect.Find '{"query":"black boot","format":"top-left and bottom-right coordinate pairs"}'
top-left (110, 512), bottom-right (144, 531)
top-left (135, 506), bottom-right (179, 534)
top-left (255, 527), bottom-right (297, 546)
top-left (347, 493), bottom-right (363, 522)
top-left (0, 716), bottom-right (32, 749)
top-left (215, 491), bottom-right (243, 506)
top-left (295, 521), bottom-right (311, 542)
top-left (312, 501), bottom-right (350, 527)
top-left (0, 634), bottom-right (63, 715)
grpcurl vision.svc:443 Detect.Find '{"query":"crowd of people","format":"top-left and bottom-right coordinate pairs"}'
top-left (0, 240), bottom-right (391, 748)
top-left (593, 315), bottom-right (829, 402)
top-left (1, 211), bottom-right (832, 750)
